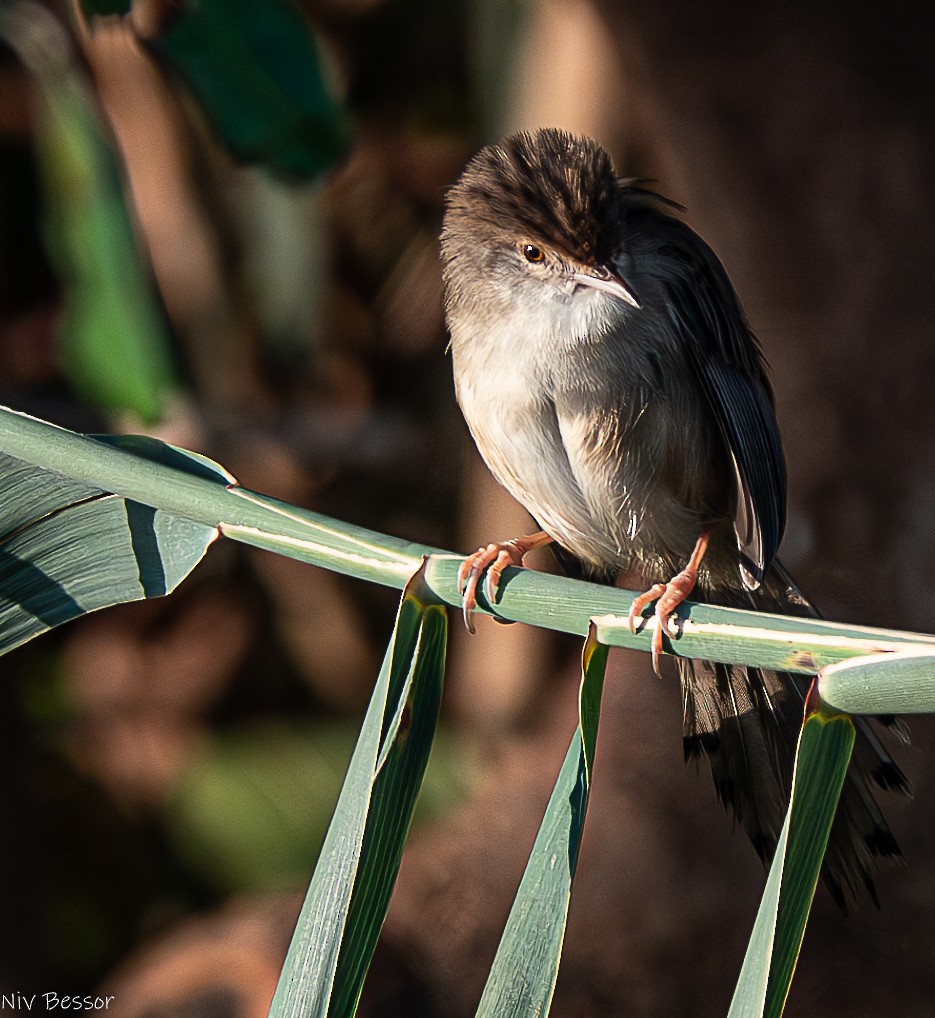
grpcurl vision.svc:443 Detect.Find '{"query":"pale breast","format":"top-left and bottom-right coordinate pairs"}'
top-left (452, 324), bottom-right (624, 569)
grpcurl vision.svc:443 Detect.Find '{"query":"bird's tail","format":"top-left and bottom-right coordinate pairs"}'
top-left (678, 561), bottom-right (911, 908)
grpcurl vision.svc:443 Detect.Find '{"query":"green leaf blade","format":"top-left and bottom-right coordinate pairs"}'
top-left (0, 448), bottom-right (218, 655)
top-left (475, 627), bottom-right (608, 1018)
top-left (728, 711), bottom-right (855, 1018)
top-left (330, 601), bottom-right (447, 1018)
top-left (268, 571), bottom-right (446, 1018)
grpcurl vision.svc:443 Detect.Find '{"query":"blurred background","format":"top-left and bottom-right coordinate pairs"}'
top-left (2, 0), bottom-right (935, 1015)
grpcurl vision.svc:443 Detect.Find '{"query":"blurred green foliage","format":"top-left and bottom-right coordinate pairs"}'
top-left (150, 0), bottom-right (347, 178)
top-left (166, 722), bottom-right (361, 892)
top-left (31, 41), bottom-right (178, 423)
top-left (166, 720), bottom-right (468, 894)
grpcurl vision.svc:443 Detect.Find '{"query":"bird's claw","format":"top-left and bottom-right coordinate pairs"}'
top-left (458, 555), bottom-right (486, 634)
top-left (628, 531), bottom-right (708, 674)
top-left (628, 570), bottom-right (697, 676)
top-left (458, 538), bottom-right (528, 633)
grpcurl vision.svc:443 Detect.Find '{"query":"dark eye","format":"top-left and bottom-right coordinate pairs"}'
top-left (522, 244), bottom-right (545, 263)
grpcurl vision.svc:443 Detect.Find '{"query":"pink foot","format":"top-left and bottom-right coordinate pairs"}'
top-left (458, 531), bottom-right (552, 633)
top-left (628, 532), bottom-right (710, 675)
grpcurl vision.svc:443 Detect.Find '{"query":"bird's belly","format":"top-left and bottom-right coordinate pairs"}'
top-left (456, 369), bottom-right (626, 570)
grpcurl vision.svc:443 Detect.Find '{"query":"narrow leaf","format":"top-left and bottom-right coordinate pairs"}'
top-left (727, 812), bottom-right (787, 1018)
top-left (330, 601), bottom-right (447, 1018)
top-left (728, 710), bottom-right (855, 1018)
top-left (475, 626), bottom-right (608, 1018)
top-left (592, 609), bottom-right (935, 679)
top-left (269, 568), bottom-right (446, 1018)
top-left (0, 405), bottom-right (430, 587)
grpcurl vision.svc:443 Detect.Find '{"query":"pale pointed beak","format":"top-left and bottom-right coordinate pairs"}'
top-left (571, 268), bottom-right (640, 309)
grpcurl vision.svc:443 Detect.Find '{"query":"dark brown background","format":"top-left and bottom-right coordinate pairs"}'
top-left (2, 1), bottom-right (935, 1015)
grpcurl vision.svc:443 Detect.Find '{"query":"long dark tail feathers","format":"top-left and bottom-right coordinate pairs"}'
top-left (680, 562), bottom-right (911, 910)
top-left (680, 656), bottom-right (910, 909)
top-left (550, 544), bottom-right (910, 908)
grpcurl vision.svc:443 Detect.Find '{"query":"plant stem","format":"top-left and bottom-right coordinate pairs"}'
top-left (2, 403), bottom-right (933, 678)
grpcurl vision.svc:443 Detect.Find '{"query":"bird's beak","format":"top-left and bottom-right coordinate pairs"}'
top-left (571, 267), bottom-right (640, 309)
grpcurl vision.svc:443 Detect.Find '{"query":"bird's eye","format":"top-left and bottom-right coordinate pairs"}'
top-left (522, 244), bottom-right (545, 263)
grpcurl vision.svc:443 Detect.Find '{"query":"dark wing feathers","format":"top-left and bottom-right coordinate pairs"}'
top-left (654, 233), bottom-right (787, 586)
top-left (624, 203), bottom-right (907, 906)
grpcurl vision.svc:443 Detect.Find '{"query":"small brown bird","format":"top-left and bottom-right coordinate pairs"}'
top-left (440, 128), bottom-right (910, 906)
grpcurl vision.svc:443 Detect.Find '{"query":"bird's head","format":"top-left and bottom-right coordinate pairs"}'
top-left (441, 129), bottom-right (641, 342)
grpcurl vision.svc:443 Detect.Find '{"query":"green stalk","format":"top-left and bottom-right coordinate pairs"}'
top-left (0, 406), bottom-right (431, 587)
top-left (1, 404), bottom-right (933, 679)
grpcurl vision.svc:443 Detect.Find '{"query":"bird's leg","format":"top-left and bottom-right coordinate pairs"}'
top-left (458, 531), bottom-right (553, 633)
top-left (628, 530), bottom-right (710, 675)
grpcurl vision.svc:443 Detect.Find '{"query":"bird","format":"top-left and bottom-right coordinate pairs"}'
top-left (440, 127), bottom-right (910, 907)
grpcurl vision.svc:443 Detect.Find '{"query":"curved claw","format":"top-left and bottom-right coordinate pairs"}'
top-left (460, 558), bottom-right (486, 634)
top-left (628, 582), bottom-right (668, 675)
top-left (628, 532), bottom-right (710, 675)
top-left (628, 582), bottom-right (667, 636)
top-left (463, 608), bottom-right (476, 634)
top-left (458, 555), bottom-right (479, 634)
top-left (459, 541), bottom-right (523, 632)
top-left (457, 532), bottom-right (552, 633)
top-left (629, 581), bottom-right (686, 676)
top-left (461, 582), bottom-right (479, 634)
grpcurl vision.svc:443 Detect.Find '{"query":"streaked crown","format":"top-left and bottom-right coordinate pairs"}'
top-left (443, 129), bottom-right (622, 266)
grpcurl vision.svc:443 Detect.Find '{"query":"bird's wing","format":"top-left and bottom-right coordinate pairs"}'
top-left (642, 223), bottom-right (787, 587)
